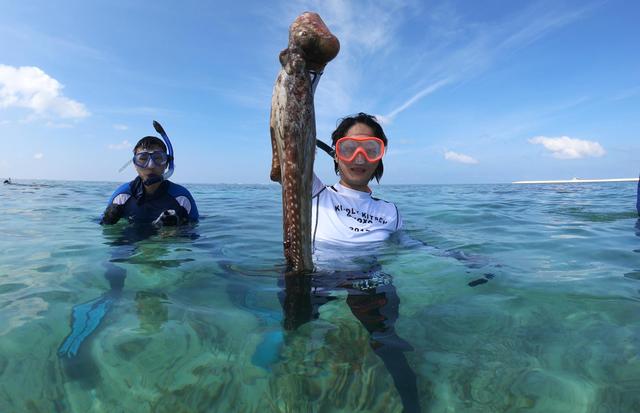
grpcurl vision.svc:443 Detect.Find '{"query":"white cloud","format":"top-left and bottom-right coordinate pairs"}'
top-left (529, 135), bottom-right (605, 159)
top-left (33, 153), bottom-right (44, 160)
top-left (113, 124), bottom-right (128, 131)
top-left (108, 140), bottom-right (132, 150)
top-left (0, 64), bottom-right (89, 119)
top-left (444, 150), bottom-right (478, 164)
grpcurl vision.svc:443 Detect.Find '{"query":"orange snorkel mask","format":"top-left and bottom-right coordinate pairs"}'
top-left (335, 136), bottom-right (385, 162)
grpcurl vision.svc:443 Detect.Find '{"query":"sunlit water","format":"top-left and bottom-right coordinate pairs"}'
top-left (1, 179), bottom-right (638, 412)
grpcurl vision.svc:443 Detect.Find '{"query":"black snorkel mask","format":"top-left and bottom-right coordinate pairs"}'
top-left (141, 121), bottom-right (175, 186)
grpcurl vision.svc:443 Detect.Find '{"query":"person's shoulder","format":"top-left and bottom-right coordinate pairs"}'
top-left (370, 193), bottom-right (397, 207)
top-left (107, 181), bottom-right (133, 205)
top-left (370, 193), bottom-right (401, 226)
top-left (166, 181), bottom-right (199, 219)
top-left (312, 173), bottom-right (326, 198)
top-left (112, 181), bottom-right (132, 195)
top-left (166, 181), bottom-right (195, 198)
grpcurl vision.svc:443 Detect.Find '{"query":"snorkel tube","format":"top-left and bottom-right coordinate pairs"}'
top-left (142, 120), bottom-right (175, 186)
top-left (316, 139), bottom-right (335, 158)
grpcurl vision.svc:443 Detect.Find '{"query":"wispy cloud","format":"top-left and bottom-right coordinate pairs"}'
top-left (0, 65), bottom-right (89, 119)
top-left (529, 135), bottom-right (605, 159)
top-left (307, 1), bottom-right (412, 120)
top-left (108, 140), bottom-right (132, 150)
top-left (45, 121), bottom-right (73, 128)
top-left (271, 0), bottom-right (409, 53)
top-left (256, 1), bottom-right (597, 135)
top-left (0, 24), bottom-right (109, 62)
top-left (33, 153), bottom-right (44, 160)
top-left (378, 78), bottom-right (453, 124)
top-left (444, 150), bottom-right (478, 164)
top-left (610, 85), bottom-right (640, 102)
top-left (258, 0), bottom-right (416, 128)
top-left (113, 124), bottom-right (129, 131)
top-left (497, 3), bottom-right (596, 52)
top-left (381, 2), bottom-right (597, 122)
top-left (469, 96), bottom-right (591, 145)
top-left (99, 106), bottom-right (175, 117)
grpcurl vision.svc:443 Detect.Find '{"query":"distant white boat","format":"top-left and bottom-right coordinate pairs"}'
top-left (513, 177), bottom-right (639, 184)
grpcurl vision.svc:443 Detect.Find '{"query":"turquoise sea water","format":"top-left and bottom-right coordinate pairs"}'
top-left (1, 179), bottom-right (639, 412)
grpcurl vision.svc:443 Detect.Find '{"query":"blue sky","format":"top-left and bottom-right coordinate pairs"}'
top-left (1, 0), bottom-right (638, 184)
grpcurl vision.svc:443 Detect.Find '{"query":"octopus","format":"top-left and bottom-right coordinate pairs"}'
top-left (269, 12), bottom-right (340, 275)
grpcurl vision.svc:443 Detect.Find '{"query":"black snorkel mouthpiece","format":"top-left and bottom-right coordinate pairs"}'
top-left (143, 174), bottom-right (163, 186)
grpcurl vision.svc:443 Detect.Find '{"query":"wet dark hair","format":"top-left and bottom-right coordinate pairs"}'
top-left (330, 112), bottom-right (387, 183)
top-left (133, 136), bottom-right (167, 154)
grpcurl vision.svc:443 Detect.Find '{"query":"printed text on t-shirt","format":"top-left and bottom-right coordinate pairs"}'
top-left (334, 203), bottom-right (389, 227)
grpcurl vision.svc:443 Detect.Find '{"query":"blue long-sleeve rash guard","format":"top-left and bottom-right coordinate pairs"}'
top-left (101, 177), bottom-right (198, 224)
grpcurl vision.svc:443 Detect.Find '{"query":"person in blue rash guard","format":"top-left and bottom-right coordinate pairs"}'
top-left (59, 126), bottom-right (198, 361)
top-left (101, 135), bottom-right (198, 226)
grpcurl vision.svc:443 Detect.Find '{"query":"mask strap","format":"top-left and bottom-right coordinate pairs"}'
top-left (118, 159), bottom-right (132, 173)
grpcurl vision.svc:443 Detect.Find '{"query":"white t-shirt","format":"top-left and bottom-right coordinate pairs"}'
top-left (311, 174), bottom-right (402, 248)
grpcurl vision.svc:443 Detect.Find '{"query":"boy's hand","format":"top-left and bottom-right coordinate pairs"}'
top-left (153, 209), bottom-right (179, 227)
